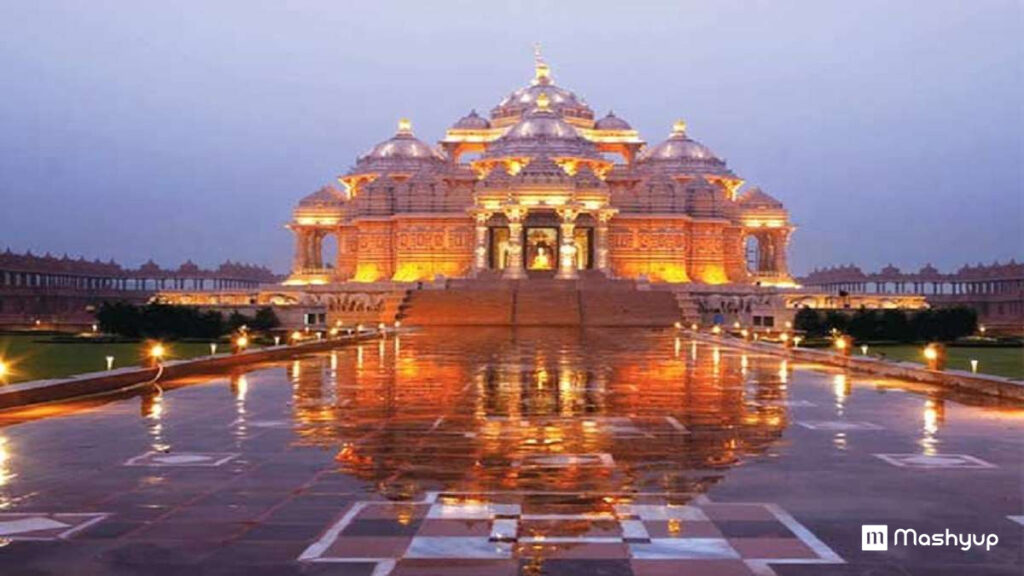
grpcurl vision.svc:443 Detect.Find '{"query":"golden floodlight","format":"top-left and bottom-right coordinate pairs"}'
top-left (236, 335), bottom-right (249, 350)
top-left (150, 344), bottom-right (166, 360)
top-left (0, 359), bottom-right (7, 380)
top-left (291, 330), bottom-right (302, 342)
top-left (923, 343), bottom-right (946, 370)
top-left (834, 336), bottom-right (851, 356)
top-left (711, 325), bottom-right (722, 335)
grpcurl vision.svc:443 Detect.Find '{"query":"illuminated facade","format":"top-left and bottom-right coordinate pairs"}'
top-left (286, 54), bottom-right (794, 286)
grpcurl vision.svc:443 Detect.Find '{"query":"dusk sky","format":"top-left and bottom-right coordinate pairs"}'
top-left (1, 1), bottom-right (1020, 275)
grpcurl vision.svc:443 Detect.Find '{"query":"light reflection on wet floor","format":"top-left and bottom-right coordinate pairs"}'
top-left (0, 328), bottom-right (1020, 575)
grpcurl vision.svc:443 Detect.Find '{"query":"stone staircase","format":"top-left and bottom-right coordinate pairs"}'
top-left (399, 276), bottom-right (683, 327)
top-left (398, 286), bottom-right (513, 325)
top-left (514, 281), bottom-right (581, 326)
top-left (579, 289), bottom-right (679, 327)
top-left (673, 290), bottom-right (701, 325)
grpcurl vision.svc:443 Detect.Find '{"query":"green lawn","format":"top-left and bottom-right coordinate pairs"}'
top-left (866, 344), bottom-right (1023, 381)
top-left (0, 335), bottom-right (223, 384)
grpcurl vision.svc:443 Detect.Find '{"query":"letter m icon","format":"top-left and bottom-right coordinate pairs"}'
top-left (862, 525), bottom-right (888, 551)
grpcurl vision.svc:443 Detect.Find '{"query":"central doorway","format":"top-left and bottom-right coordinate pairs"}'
top-left (525, 228), bottom-right (557, 271)
top-left (486, 211), bottom-right (595, 275)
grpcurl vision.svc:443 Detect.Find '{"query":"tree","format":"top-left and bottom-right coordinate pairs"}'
top-left (824, 310), bottom-right (849, 335)
top-left (250, 307), bottom-right (281, 332)
top-left (847, 308), bottom-right (878, 342)
top-left (794, 307), bottom-right (825, 337)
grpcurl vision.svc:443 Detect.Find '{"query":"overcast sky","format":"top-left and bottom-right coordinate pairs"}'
top-left (0, 1), bottom-right (1020, 275)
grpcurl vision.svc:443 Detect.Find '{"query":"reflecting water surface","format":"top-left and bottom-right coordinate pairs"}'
top-left (0, 328), bottom-right (1020, 575)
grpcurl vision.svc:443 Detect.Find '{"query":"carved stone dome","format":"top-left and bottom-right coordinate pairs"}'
top-left (637, 120), bottom-right (733, 177)
top-left (484, 97), bottom-right (599, 160)
top-left (452, 110), bottom-right (490, 130)
top-left (594, 111), bottom-right (631, 131)
top-left (352, 119), bottom-right (446, 173)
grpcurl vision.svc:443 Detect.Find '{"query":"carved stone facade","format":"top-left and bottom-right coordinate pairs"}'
top-left (286, 56), bottom-right (795, 286)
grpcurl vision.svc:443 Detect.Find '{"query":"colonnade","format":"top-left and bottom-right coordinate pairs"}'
top-left (471, 205), bottom-right (616, 280)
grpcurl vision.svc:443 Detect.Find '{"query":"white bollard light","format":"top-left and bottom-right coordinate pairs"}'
top-left (106, 356), bottom-right (115, 371)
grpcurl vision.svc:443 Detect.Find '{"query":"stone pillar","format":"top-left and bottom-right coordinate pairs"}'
top-left (501, 206), bottom-right (528, 280)
top-left (772, 229), bottom-right (792, 278)
top-left (471, 210), bottom-right (492, 276)
top-left (292, 228), bottom-right (307, 273)
top-left (555, 208), bottom-right (580, 280)
top-left (311, 230), bottom-right (324, 269)
top-left (594, 209), bottom-right (615, 276)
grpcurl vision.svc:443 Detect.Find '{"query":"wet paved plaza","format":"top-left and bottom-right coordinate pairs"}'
top-left (0, 328), bottom-right (1020, 575)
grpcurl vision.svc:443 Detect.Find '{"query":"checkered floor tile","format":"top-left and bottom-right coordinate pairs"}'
top-left (300, 492), bottom-right (842, 574)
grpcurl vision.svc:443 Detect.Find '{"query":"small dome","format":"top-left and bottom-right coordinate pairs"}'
top-left (737, 187), bottom-right (783, 208)
top-left (452, 109), bottom-right (490, 130)
top-left (299, 185), bottom-right (346, 207)
top-left (363, 119), bottom-right (444, 161)
top-left (637, 120), bottom-right (733, 177)
top-left (640, 120), bottom-right (717, 162)
top-left (595, 111), bottom-right (631, 131)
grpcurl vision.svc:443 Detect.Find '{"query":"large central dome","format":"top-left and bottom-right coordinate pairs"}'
top-left (489, 56), bottom-right (594, 125)
top-left (483, 95), bottom-right (599, 159)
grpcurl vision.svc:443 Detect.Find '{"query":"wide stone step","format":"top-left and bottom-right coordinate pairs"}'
top-left (580, 290), bottom-right (680, 327)
top-left (514, 289), bottom-right (580, 326)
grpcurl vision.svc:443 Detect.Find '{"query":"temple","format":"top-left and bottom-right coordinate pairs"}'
top-left (285, 53), bottom-right (794, 286)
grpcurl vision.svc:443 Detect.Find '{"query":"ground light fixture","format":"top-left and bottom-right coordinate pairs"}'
top-left (106, 356), bottom-right (115, 371)
top-left (149, 344), bottom-right (166, 367)
top-left (834, 336), bottom-right (851, 356)
top-left (861, 344), bottom-right (869, 356)
top-left (274, 336), bottom-right (281, 346)
top-left (0, 359), bottom-right (7, 382)
top-left (235, 335), bottom-right (249, 352)
top-left (970, 359), bottom-right (979, 373)
top-left (793, 335), bottom-right (803, 347)
top-left (923, 343), bottom-right (946, 371)
top-left (210, 343), bottom-right (218, 355)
